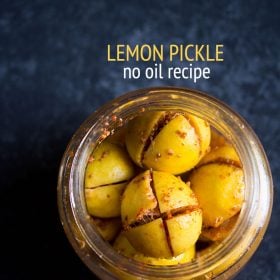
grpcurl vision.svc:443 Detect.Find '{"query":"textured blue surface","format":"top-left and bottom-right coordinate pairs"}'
top-left (0, 1), bottom-right (279, 279)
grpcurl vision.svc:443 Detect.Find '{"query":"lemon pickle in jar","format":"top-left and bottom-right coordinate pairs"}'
top-left (58, 88), bottom-right (273, 280)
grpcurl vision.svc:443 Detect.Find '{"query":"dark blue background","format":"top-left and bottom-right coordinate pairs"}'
top-left (0, 1), bottom-right (279, 279)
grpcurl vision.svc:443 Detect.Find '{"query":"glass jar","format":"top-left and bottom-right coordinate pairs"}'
top-left (57, 87), bottom-right (273, 279)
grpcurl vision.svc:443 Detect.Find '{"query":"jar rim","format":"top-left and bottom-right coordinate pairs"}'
top-left (58, 86), bottom-right (273, 279)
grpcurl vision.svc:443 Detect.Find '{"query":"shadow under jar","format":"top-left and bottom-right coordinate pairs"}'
top-left (57, 87), bottom-right (273, 280)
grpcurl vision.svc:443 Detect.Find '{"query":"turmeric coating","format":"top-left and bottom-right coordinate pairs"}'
top-left (84, 111), bottom-right (244, 264)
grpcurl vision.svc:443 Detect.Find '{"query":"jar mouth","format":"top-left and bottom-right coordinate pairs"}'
top-left (58, 87), bottom-right (273, 279)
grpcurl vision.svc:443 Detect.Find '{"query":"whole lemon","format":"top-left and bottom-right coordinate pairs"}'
top-left (125, 112), bottom-right (210, 174)
top-left (190, 146), bottom-right (244, 228)
top-left (121, 170), bottom-right (202, 258)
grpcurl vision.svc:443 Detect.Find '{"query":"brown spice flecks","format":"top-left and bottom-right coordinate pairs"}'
top-left (100, 128), bottom-right (110, 141)
top-left (133, 174), bottom-right (150, 184)
top-left (166, 148), bottom-right (174, 156)
top-left (141, 112), bottom-right (175, 162)
top-left (99, 151), bottom-right (109, 161)
top-left (176, 130), bottom-right (187, 139)
top-left (162, 205), bottom-right (201, 220)
top-left (88, 156), bottom-right (95, 163)
top-left (161, 192), bottom-right (171, 203)
top-left (130, 171), bottom-right (160, 227)
top-left (166, 211), bottom-right (173, 219)
top-left (129, 211), bottom-right (161, 228)
top-left (127, 203), bottom-right (201, 229)
top-left (190, 192), bottom-right (197, 199)
top-left (136, 208), bottom-right (161, 223)
top-left (136, 208), bottom-right (145, 220)
top-left (111, 115), bottom-right (117, 122)
top-left (123, 224), bottom-right (130, 231)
